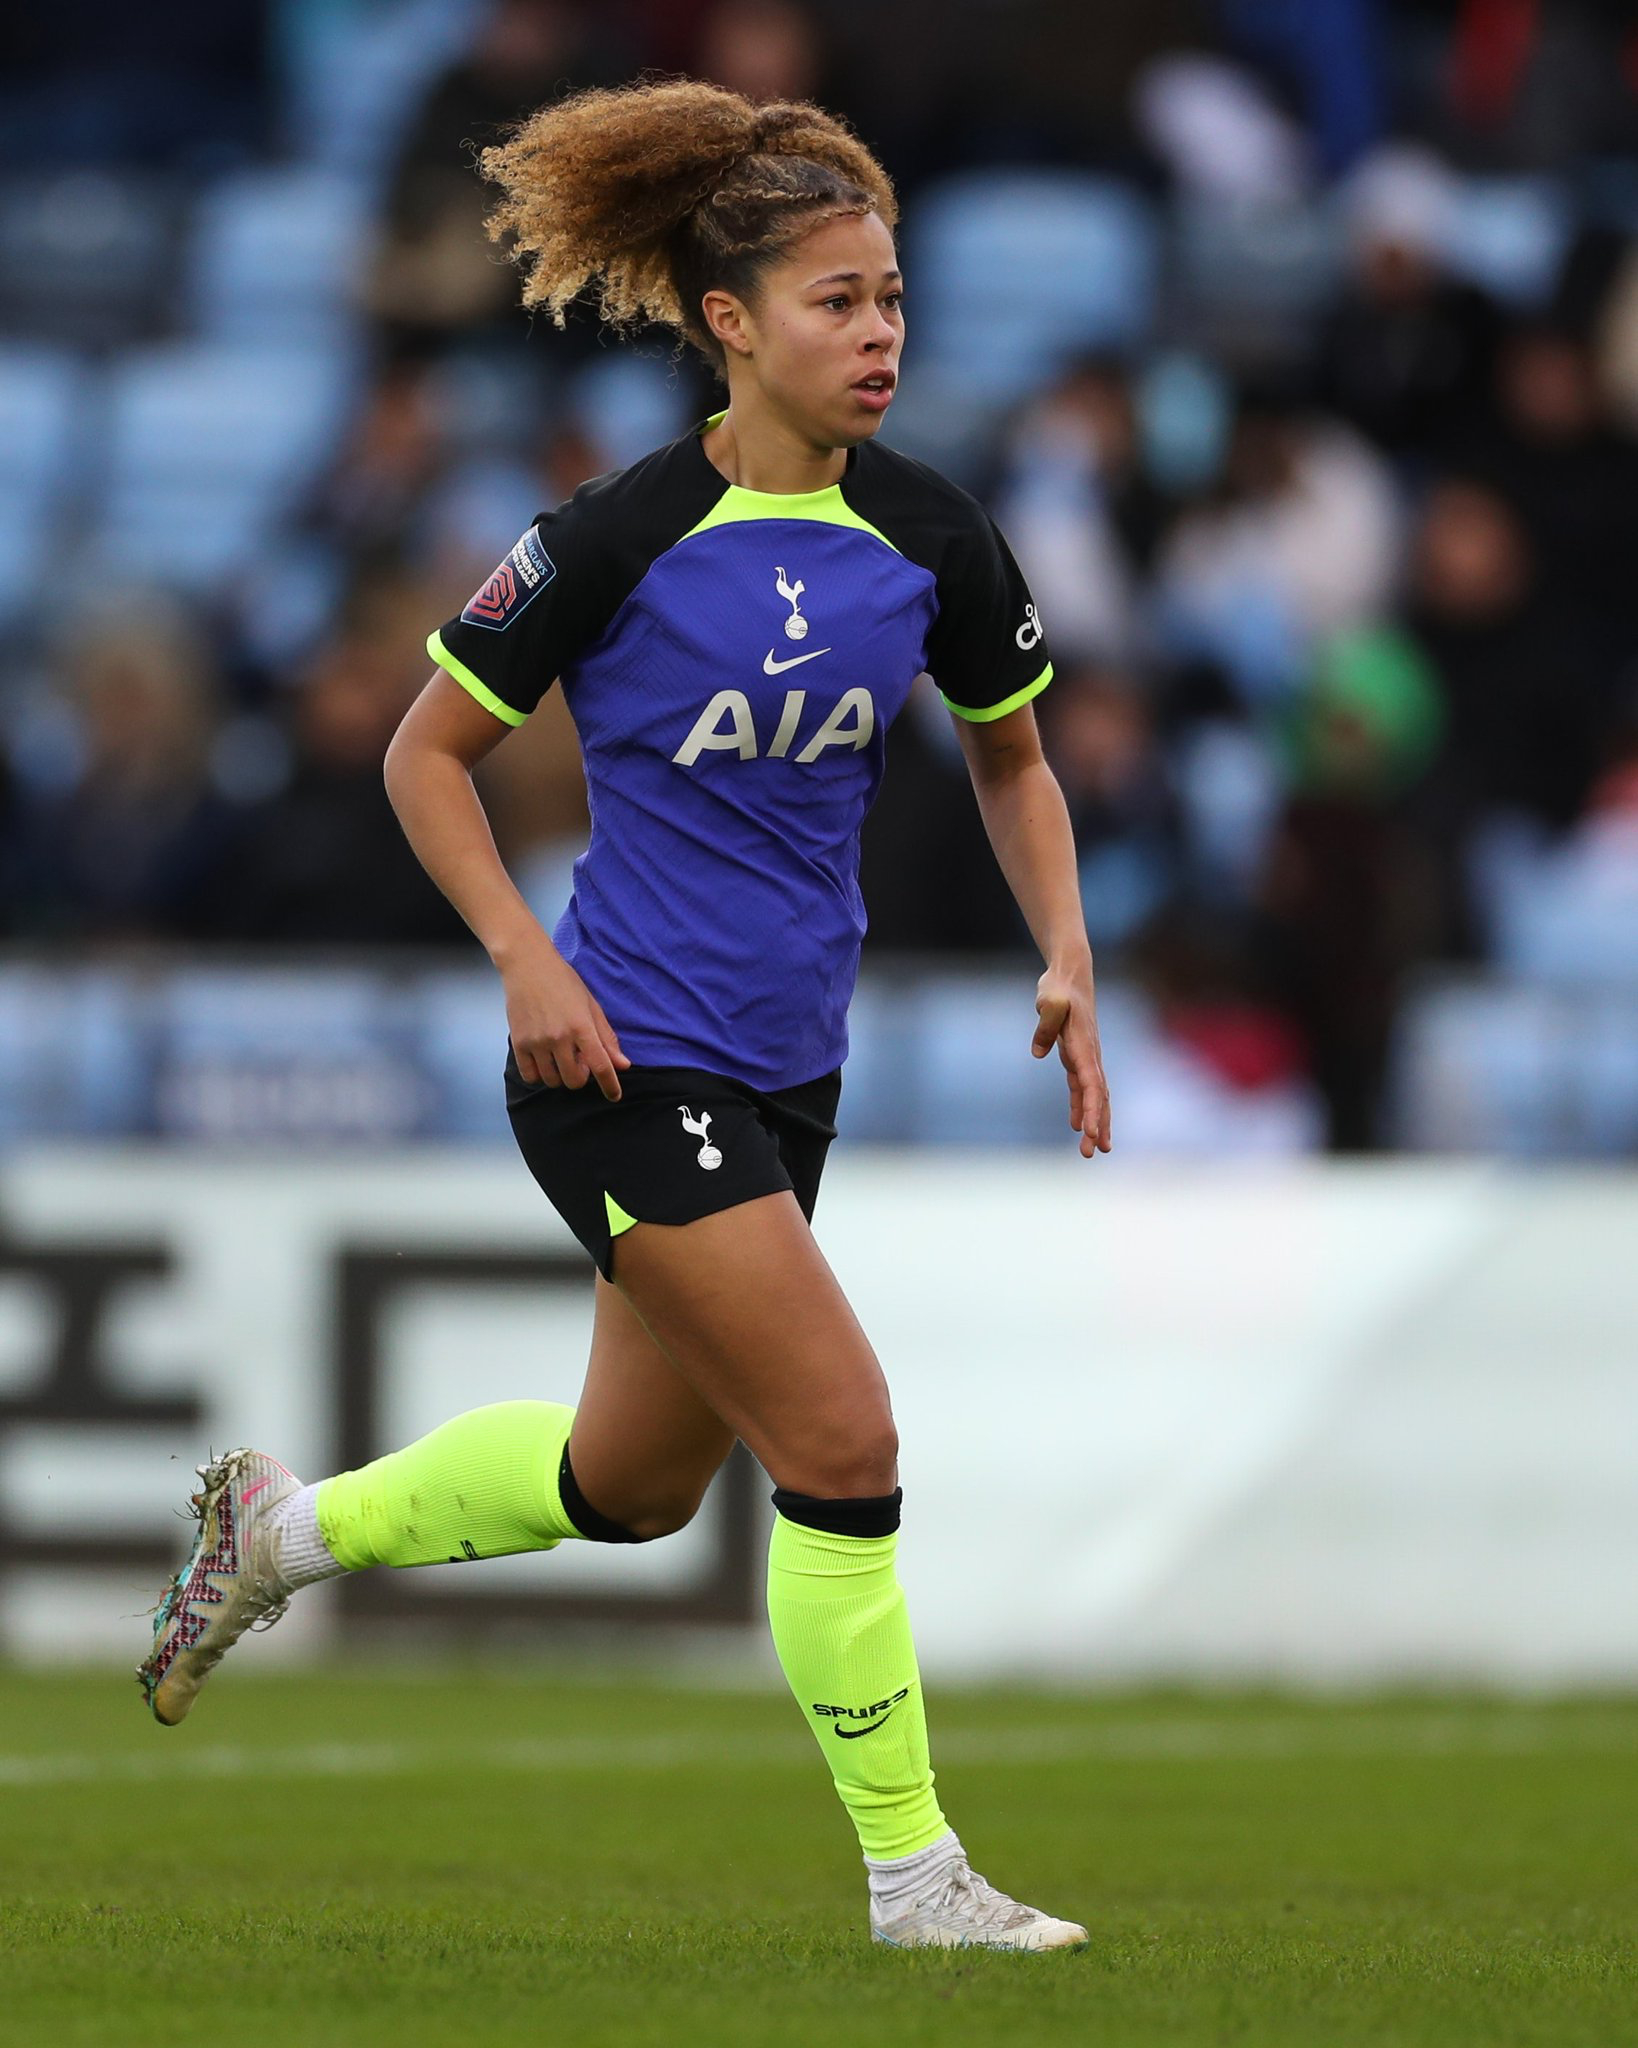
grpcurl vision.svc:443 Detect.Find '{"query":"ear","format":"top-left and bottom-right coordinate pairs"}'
top-left (701, 287), bottom-right (755, 359)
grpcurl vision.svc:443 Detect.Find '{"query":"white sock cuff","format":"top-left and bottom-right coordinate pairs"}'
top-left (865, 1828), bottom-right (963, 1906)
top-left (268, 1481), bottom-right (348, 1589)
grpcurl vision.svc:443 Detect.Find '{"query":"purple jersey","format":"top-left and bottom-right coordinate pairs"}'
top-left (430, 410), bottom-right (1053, 1091)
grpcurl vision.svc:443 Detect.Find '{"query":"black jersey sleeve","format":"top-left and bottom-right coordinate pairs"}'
top-left (426, 490), bottom-right (622, 726)
top-left (923, 502), bottom-right (1053, 721)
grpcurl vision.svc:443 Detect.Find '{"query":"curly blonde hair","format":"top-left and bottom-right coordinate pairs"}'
top-left (480, 77), bottom-right (898, 376)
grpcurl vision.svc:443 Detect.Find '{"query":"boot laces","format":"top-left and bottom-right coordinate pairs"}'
top-left (926, 1862), bottom-right (1039, 1933)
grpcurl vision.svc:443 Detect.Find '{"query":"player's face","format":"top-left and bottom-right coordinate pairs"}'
top-left (746, 210), bottom-right (904, 445)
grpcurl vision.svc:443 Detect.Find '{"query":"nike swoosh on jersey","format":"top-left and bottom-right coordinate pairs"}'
top-left (763, 647), bottom-right (833, 674)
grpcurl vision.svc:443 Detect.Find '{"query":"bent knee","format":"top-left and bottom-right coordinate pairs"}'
top-left (588, 1470), bottom-right (721, 1542)
top-left (617, 1494), bottom-right (705, 1543)
top-left (780, 1416), bottom-right (899, 1500)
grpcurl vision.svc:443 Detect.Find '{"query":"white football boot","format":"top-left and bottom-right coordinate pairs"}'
top-left (137, 1448), bottom-right (303, 1727)
top-left (871, 1858), bottom-right (1090, 1951)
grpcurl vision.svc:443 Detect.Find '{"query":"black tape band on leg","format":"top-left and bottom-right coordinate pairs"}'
top-left (771, 1487), bottom-right (902, 1539)
top-left (558, 1445), bottom-right (647, 1543)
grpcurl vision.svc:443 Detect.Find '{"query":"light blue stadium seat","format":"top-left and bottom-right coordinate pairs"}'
top-left (0, 344), bottom-right (88, 620)
top-left (0, 516), bottom-right (44, 623)
top-left (0, 344), bottom-right (86, 500)
top-left (92, 343), bottom-right (359, 592)
top-left (874, 365), bottom-right (1002, 488)
top-left (1489, 826), bottom-right (1638, 989)
top-left (1444, 175), bottom-right (1572, 308)
top-left (1571, 1002), bottom-right (1638, 1156)
top-left (0, 172), bottom-right (175, 348)
top-left (188, 168), bottom-right (371, 346)
top-left (279, 0), bottom-right (484, 185)
top-left (909, 973), bottom-right (1145, 1146)
top-left (571, 354), bottom-right (692, 471)
top-left (414, 968), bottom-right (514, 1141)
top-left (1171, 194), bottom-right (1342, 355)
top-left (907, 171), bottom-right (1159, 406)
top-left (830, 975), bottom-right (913, 1142)
top-left (0, 968), bottom-right (148, 1140)
top-left (1391, 983), bottom-right (1571, 1157)
top-left (152, 968), bottom-right (424, 1143)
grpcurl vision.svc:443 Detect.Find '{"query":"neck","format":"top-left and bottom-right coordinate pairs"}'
top-left (701, 391), bottom-right (848, 494)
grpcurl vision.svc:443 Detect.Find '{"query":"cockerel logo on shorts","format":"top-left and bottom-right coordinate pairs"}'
top-left (679, 1106), bottom-right (722, 1170)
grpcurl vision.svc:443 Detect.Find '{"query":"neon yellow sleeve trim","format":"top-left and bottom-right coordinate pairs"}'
top-left (605, 1192), bottom-right (639, 1236)
top-left (426, 629), bottom-right (529, 727)
top-left (940, 660), bottom-right (1054, 724)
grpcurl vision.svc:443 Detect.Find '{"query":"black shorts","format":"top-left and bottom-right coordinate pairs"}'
top-left (505, 1051), bottom-right (842, 1281)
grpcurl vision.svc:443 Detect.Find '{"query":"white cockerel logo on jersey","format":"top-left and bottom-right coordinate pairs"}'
top-left (679, 1106), bottom-right (723, 1170)
top-left (775, 566), bottom-right (809, 641)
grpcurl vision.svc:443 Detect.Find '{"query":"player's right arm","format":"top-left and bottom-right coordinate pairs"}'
top-left (383, 670), bottom-right (629, 1099)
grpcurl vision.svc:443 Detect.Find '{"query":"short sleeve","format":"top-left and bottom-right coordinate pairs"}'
top-left (426, 495), bottom-right (616, 727)
top-left (923, 504), bottom-right (1054, 721)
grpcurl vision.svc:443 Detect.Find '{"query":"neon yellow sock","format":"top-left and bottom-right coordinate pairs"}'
top-left (316, 1400), bottom-right (581, 1570)
top-left (765, 1512), bottom-right (949, 1859)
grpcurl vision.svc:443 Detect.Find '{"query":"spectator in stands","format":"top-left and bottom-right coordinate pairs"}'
top-left (1121, 901), bottom-right (1321, 1155)
top-left (1161, 655), bottom-right (1288, 909)
top-left (1258, 622), bottom-right (1448, 1148)
top-left (14, 594), bottom-right (237, 941)
top-left (858, 679), bottom-right (1025, 956)
top-left (297, 360), bottom-right (450, 566)
top-left (1431, 0), bottom-right (1638, 171)
top-left (694, 0), bottom-right (828, 108)
top-left (1215, 0), bottom-right (1385, 175)
top-left (1315, 144), bottom-right (1501, 467)
top-left (1154, 376), bottom-right (1401, 702)
top-left (1462, 319), bottom-right (1638, 685)
top-left (218, 632), bottom-right (467, 946)
top-left (1038, 661), bottom-right (1183, 954)
top-left (367, 0), bottom-right (634, 355)
top-left (1405, 474), bottom-right (1603, 846)
top-left (420, 414), bottom-right (617, 598)
top-left (987, 355), bottom-right (1176, 666)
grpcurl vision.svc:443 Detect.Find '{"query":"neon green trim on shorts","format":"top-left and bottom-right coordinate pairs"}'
top-left (940, 660), bottom-right (1054, 723)
top-left (426, 629), bottom-right (529, 727)
top-left (605, 1192), bottom-right (639, 1237)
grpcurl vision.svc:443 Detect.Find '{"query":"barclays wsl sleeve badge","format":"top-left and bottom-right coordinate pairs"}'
top-left (460, 527), bottom-right (558, 630)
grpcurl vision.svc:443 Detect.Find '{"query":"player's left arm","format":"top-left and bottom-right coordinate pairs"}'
top-left (955, 703), bottom-right (1112, 1158)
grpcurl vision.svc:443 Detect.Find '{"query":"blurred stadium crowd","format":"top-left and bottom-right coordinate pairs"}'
top-left (5, 0), bottom-right (1638, 1153)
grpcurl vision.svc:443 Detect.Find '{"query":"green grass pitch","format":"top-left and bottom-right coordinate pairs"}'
top-left (3, 1671), bottom-right (1634, 2048)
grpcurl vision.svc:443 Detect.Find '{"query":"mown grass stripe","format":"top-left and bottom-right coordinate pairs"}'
top-left (5, 1711), bottom-right (1633, 1788)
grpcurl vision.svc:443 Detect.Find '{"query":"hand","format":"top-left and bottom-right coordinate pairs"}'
top-left (1032, 963), bottom-right (1112, 1158)
top-left (499, 932), bottom-right (630, 1101)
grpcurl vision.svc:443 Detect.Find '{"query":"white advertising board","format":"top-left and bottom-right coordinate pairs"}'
top-left (0, 1149), bottom-right (1632, 1683)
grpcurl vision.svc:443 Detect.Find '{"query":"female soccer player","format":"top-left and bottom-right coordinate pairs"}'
top-left (139, 80), bottom-right (1111, 1952)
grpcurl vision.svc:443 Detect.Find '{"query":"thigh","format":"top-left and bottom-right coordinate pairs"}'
top-left (568, 1274), bottom-right (736, 1536)
top-left (608, 1190), bottom-right (897, 1499)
